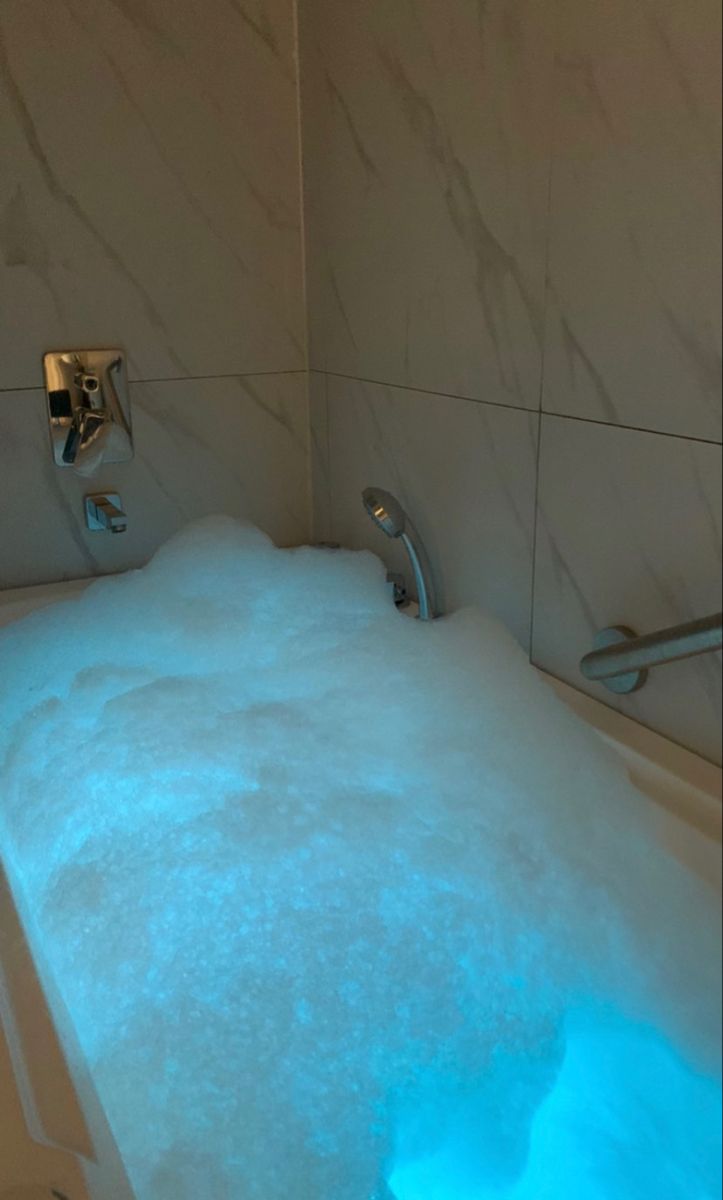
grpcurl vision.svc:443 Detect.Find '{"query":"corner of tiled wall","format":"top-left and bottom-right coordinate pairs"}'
top-left (2, 0), bottom-right (720, 761)
top-left (298, 0), bottom-right (722, 763)
top-left (0, 0), bottom-right (311, 589)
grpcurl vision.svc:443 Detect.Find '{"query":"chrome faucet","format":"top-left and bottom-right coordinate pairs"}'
top-left (361, 487), bottom-right (438, 620)
top-left (45, 350), bottom-right (133, 477)
top-left (84, 493), bottom-right (127, 534)
top-left (62, 385), bottom-right (112, 476)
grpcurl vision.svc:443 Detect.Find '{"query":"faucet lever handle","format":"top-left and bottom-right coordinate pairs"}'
top-left (45, 349), bottom-right (133, 471)
top-left (62, 403), bottom-right (111, 471)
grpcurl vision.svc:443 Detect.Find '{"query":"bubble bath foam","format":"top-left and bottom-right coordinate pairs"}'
top-left (0, 518), bottom-right (720, 1199)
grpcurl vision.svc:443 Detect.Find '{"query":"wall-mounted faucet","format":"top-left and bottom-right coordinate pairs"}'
top-left (44, 350), bottom-right (133, 478)
top-left (362, 487), bottom-right (438, 620)
top-left (84, 492), bottom-right (127, 534)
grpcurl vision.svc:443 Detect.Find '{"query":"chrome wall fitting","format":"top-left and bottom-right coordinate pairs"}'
top-left (386, 571), bottom-right (409, 608)
top-left (361, 486), bottom-right (438, 620)
top-left (84, 493), bottom-right (127, 534)
top-left (583, 626), bottom-right (648, 694)
top-left (581, 613), bottom-right (722, 694)
top-left (45, 350), bottom-right (133, 476)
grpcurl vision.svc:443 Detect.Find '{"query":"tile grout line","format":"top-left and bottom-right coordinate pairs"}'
top-left (311, 371), bottom-right (722, 449)
top-left (528, 411), bottom-right (545, 662)
top-left (528, 4), bottom-right (561, 666)
top-left (292, 0), bottom-right (311, 381)
top-left (323, 370), bottom-right (332, 543)
top-left (3, 367), bottom-right (719, 451)
top-left (291, 0), bottom-right (315, 542)
top-left (319, 369), bottom-right (538, 416)
top-left (541, 409), bottom-right (722, 448)
top-left (0, 369), bottom-right (309, 395)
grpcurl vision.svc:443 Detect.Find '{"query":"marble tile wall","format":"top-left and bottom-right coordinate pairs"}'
top-left (313, 372), bottom-right (539, 650)
top-left (545, 0), bottom-right (722, 441)
top-left (299, 0), bottom-right (554, 408)
top-left (2, 0), bottom-right (721, 760)
top-left (0, 0), bottom-right (309, 584)
top-left (0, 375), bottom-right (309, 589)
top-left (534, 417), bottom-right (722, 762)
top-left (302, 0), bottom-right (723, 762)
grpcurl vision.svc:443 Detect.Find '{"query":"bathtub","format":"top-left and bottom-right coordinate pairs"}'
top-left (0, 580), bottom-right (136, 1200)
top-left (0, 576), bottom-right (720, 1198)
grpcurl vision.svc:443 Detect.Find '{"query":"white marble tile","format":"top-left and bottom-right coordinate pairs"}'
top-left (533, 416), bottom-right (723, 763)
top-left (0, 0), bottom-right (305, 389)
top-left (300, 0), bottom-right (554, 408)
top-left (0, 374), bottom-right (310, 589)
top-left (308, 370), bottom-right (332, 543)
top-left (543, 0), bottom-right (722, 441)
top-left (323, 374), bottom-right (539, 649)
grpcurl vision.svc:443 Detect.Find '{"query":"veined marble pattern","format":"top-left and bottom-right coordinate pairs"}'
top-left (533, 416), bottom-right (723, 763)
top-left (543, 0), bottom-right (722, 441)
top-left (319, 374), bottom-right (539, 650)
top-left (300, 0), bottom-right (554, 408)
top-left (0, 0), bottom-right (305, 389)
top-left (309, 371), bottom-right (332, 544)
top-left (0, 374), bottom-right (310, 589)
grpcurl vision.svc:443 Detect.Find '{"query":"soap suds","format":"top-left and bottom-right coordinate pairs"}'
top-left (0, 518), bottom-right (719, 1198)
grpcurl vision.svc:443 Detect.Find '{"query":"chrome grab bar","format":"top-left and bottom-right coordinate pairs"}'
top-left (580, 612), bottom-right (723, 695)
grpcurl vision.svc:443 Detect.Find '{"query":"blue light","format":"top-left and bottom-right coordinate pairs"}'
top-left (0, 520), bottom-right (719, 1198)
top-left (388, 1008), bottom-right (722, 1199)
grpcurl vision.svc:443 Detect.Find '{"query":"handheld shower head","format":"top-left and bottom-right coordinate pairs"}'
top-left (362, 487), bottom-right (407, 538)
top-left (361, 486), bottom-right (438, 620)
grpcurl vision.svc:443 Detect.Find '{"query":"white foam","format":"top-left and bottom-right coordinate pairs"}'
top-left (0, 517), bottom-right (720, 1198)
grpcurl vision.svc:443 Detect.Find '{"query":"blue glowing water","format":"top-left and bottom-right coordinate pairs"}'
top-left (389, 1010), bottom-right (722, 1199)
top-left (0, 519), bottom-right (719, 1199)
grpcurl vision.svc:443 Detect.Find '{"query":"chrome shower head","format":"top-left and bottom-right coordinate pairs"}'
top-left (361, 486), bottom-right (438, 620)
top-left (362, 487), bottom-right (407, 538)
